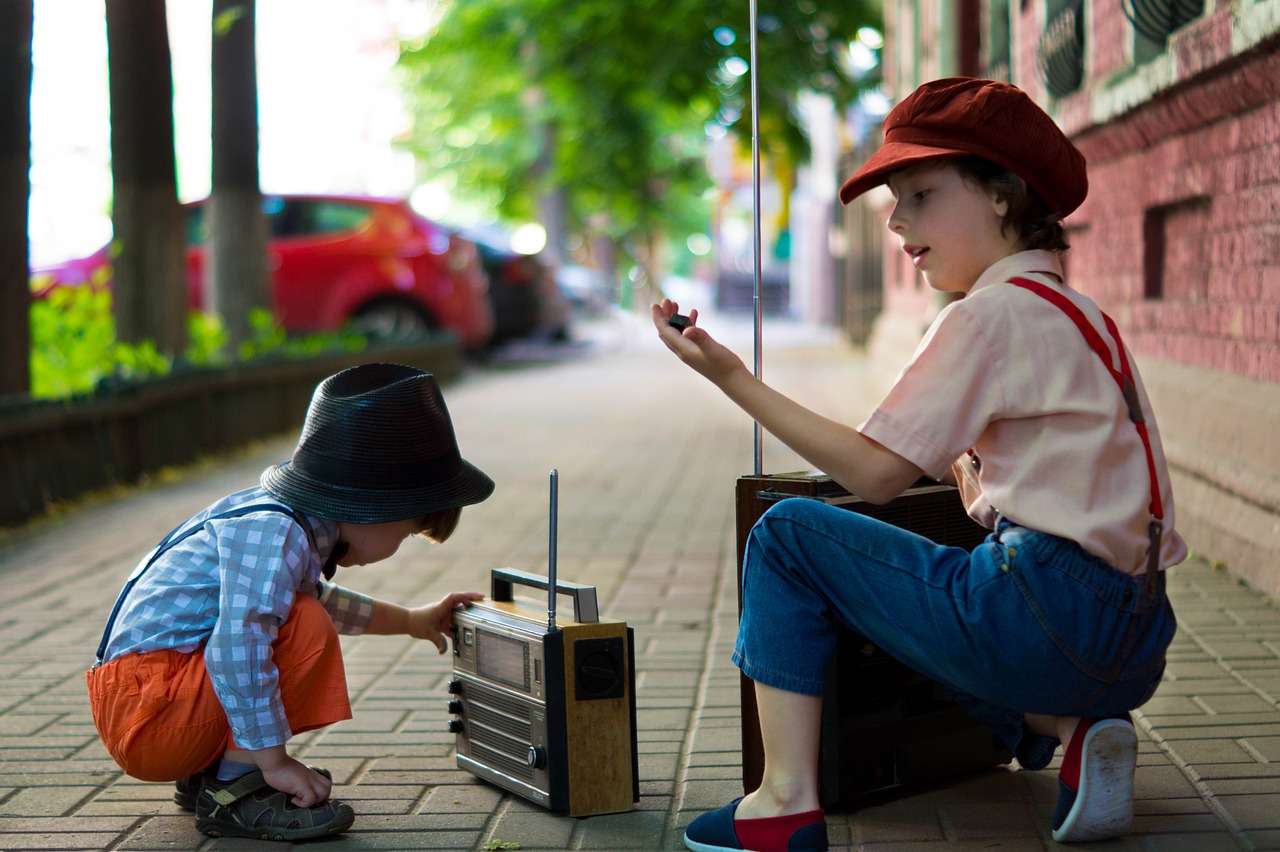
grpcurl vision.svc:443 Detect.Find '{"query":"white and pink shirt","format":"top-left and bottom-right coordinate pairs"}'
top-left (859, 250), bottom-right (1187, 576)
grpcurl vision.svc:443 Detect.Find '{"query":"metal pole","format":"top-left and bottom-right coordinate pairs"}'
top-left (547, 468), bottom-right (558, 631)
top-left (749, 0), bottom-right (763, 476)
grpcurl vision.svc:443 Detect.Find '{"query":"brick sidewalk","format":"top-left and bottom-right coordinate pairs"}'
top-left (0, 313), bottom-right (1278, 851)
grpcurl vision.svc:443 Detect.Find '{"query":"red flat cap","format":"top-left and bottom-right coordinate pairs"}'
top-left (839, 77), bottom-right (1088, 218)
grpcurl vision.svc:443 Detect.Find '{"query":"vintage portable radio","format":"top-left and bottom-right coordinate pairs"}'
top-left (448, 471), bottom-right (638, 817)
top-left (736, 471), bottom-right (1012, 808)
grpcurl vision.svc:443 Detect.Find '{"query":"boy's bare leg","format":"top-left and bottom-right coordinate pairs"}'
top-left (1025, 712), bottom-right (1082, 746)
top-left (733, 681), bottom-right (823, 819)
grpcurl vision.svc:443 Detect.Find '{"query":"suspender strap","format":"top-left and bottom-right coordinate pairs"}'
top-left (94, 503), bottom-right (313, 663)
top-left (1006, 276), bottom-right (1164, 590)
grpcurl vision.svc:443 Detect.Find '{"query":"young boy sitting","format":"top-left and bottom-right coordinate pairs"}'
top-left (85, 362), bottom-right (494, 842)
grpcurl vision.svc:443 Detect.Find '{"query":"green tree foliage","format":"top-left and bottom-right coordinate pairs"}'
top-left (398, 0), bottom-right (878, 246)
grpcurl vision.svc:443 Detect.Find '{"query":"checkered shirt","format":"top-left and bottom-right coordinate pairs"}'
top-left (100, 486), bottom-right (376, 750)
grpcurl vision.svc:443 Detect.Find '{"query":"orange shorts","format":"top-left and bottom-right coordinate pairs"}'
top-left (85, 594), bottom-right (351, 782)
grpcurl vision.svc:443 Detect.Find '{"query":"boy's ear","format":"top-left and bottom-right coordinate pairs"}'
top-left (991, 194), bottom-right (1009, 219)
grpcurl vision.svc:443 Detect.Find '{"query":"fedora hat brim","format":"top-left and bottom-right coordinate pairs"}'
top-left (261, 457), bottom-right (495, 524)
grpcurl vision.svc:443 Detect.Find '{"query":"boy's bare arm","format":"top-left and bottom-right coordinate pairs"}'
top-left (363, 591), bottom-right (484, 652)
top-left (719, 368), bottom-right (923, 504)
top-left (652, 300), bottom-right (921, 504)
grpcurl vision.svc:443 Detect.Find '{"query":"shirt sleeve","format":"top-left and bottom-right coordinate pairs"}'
top-left (317, 580), bottom-right (376, 635)
top-left (858, 302), bottom-right (1006, 481)
top-left (204, 513), bottom-right (311, 751)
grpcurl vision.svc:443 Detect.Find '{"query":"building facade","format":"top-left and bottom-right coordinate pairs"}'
top-left (850, 0), bottom-right (1280, 593)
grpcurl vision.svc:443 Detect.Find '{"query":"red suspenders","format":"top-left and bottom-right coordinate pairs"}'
top-left (1006, 276), bottom-right (1164, 596)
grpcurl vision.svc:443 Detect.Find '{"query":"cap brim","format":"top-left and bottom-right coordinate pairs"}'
top-left (838, 140), bottom-right (967, 205)
top-left (260, 458), bottom-right (496, 523)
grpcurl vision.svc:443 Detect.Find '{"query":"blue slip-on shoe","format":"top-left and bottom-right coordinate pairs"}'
top-left (684, 796), bottom-right (828, 852)
top-left (1051, 717), bottom-right (1138, 843)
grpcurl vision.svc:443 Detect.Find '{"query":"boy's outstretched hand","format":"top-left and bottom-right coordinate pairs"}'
top-left (408, 591), bottom-right (484, 653)
top-left (651, 299), bottom-right (748, 387)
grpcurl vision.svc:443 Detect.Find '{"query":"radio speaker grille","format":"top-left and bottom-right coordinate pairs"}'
top-left (462, 680), bottom-right (536, 782)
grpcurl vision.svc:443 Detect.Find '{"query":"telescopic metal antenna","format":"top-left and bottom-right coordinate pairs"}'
top-left (547, 468), bottom-right (558, 632)
top-left (749, 0), bottom-right (763, 476)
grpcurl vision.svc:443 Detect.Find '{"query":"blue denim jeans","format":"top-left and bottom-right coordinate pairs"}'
top-left (733, 498), bottom-right (1177, 770)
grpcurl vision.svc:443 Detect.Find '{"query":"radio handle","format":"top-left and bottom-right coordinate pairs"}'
top-left (490, 568), bottom-right (600, 624)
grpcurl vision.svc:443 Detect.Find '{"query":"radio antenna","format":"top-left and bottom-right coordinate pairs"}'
top-left (547, 468), bottom-right (558, 632)
top-left (749, 0), bottom-right (763, 476)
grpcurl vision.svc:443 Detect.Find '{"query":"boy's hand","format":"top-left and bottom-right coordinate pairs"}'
top-left (258, 755), bottom-right (332, 808)
top-left (651, 299), bottom-right (748, 387)
top-left (408, 591), bottom-right (484, 653)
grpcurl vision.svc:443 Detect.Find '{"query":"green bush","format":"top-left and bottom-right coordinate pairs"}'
top-left (29, 285), bottom-right (367, 400)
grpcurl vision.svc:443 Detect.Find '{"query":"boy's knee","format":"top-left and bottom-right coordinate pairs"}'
top-left (752, 497), bottom-right (823, 546)
top-left (761, 496), bottom-right (820, 524)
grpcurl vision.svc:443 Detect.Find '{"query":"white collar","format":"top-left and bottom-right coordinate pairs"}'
top-left (968, 250), bottom-right (1064, 296)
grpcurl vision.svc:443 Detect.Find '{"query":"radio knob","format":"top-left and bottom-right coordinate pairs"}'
top-left (448, 719), bottom-right (464, 734)
top-left (447, 679), bottom-right (463, 694)
top-left (447, 700), bottom-right (463, 715)
top-left (526, 745), bottom-right (546, 769)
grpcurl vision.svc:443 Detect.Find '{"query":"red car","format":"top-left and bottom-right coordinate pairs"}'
top-left (32, 194), bottom-right (494, 350)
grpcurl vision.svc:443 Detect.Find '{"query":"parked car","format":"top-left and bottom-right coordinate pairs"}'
top-left (461, 227), bottom-right (570, 344)
top-left (32, 194), bottom-right (494, 350)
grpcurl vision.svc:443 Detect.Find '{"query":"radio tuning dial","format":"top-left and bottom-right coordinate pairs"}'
top-left (447, 679), bottom-right (463, 694)
top-left (526, 745), bottom-right (546, 769)
top-left (447, 700), bottom-right (463, 715)
top-left (448, 719), bottom-right (464, 734)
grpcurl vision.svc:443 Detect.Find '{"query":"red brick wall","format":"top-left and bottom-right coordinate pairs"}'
top-left (1088, 0), bottom-right (1128, 81)
top-left (1061, 44), bottom-right (1280, 383)
top-left (881, 2), bottom-right (1279, 383)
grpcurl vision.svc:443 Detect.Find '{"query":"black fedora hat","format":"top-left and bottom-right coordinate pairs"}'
top-left (261, 363), bottom-right (494, 523)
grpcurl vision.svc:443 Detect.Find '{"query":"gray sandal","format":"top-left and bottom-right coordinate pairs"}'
top-left (194, 767), bottom-right (354, 841)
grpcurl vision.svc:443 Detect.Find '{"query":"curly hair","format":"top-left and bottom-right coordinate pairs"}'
top-left (951, 156), bottom-right (1070, 253)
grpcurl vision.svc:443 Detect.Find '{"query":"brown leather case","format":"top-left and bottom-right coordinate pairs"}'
top-left (735, 471), bottom-right (1014, 809)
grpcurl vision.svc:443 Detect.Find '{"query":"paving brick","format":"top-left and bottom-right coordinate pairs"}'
top-left (938, 801), bottom-right (1040, 839)
top-left (115, 815), bottom-right (205, 850)
top-left (1217, 793), bottom-right (1280, 830)
top-left (1198, 693), bottom-right (1280, 714)
top-left (0, 832), bottom-right (121, 850)
top-left (0, 714), bottom-right (58, 736)
top-left (0, 816), bottom-right (134, 832)
top-left (575, 809), bottom-right (668, 847)
top-left (485, 808), bottom-right (574, 849)
top-left (0, 786), bottom-right (96, 817)
top-left (1163, 738), bottom-right (1260, 763)
top-left (852, 799), bottom-right (946, 843)
top-left (419, 784), bottom-right (503, 813)
top-left (861, 841), bottom-right (1045, 851)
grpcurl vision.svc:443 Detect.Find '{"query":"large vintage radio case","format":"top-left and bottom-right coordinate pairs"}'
top-left (449, 568), bottom-right (639, 818)
top-left (735, 471), bottom-right (1013, 809)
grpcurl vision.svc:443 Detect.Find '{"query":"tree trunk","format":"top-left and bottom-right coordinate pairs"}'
top-left (588, 215), bottom-right (620, 304)
top-left (209, 0), bottom-right (269, 350)
top-left (535, 120), bottom-right (568, 270)
top-left (0, 1), bottom-right (33, 396)
top-left (105, 0), bottom-right (187, 355)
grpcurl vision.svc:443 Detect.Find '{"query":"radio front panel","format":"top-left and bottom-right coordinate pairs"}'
top-left (453, 609), bottom-right (548, 702)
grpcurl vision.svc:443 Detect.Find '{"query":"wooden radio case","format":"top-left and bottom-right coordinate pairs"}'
top-left (735, 471), bottom-right (1013, 809)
